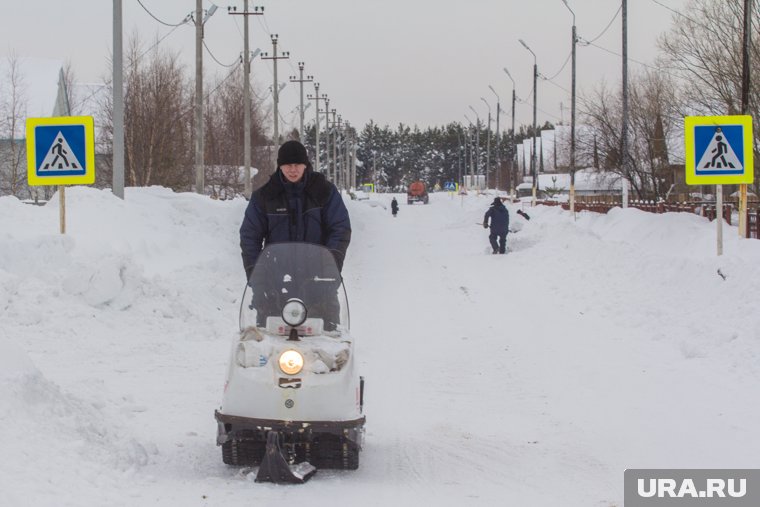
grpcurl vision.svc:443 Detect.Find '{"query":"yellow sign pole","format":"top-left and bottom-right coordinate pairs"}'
top-left (739, 183), bottom-right (748, 237)
top-left (716, 184), bottom-right (723, 256)
top-left (59, 185), bottom-right (66, 234)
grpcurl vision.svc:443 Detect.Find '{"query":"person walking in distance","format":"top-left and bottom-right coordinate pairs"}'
top-left (483, 197), bottom-right (509, 254)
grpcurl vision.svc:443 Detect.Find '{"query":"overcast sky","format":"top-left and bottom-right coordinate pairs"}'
top-left (2, 0), bottom-right (691, 134)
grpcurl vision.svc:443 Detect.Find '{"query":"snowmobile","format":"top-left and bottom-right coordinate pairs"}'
top-left (215, 243), bottom-right (365, 483)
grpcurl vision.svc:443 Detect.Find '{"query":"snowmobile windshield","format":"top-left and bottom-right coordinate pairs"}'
top-left (240, 243), bottom-right (349, 334)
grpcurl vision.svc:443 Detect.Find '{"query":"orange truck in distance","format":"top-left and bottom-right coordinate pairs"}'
top-left (407, 181), bottom-right (429, 205)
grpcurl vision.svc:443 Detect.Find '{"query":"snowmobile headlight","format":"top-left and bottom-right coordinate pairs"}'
top-left (279, 349), bottom-right (304, 375)
top-left (282, 298), bottom-right (307, 327)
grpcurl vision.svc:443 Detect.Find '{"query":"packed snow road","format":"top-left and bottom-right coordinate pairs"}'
top-left (1, 187), bottom-right (759, 506)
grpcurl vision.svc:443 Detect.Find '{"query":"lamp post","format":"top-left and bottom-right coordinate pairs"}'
top-left (488, 85), bottom-right (501, 191)
top-left (464, 114), bottom-right (475, 189)
top-left (503, 67), bottom-right (517, 196)
top-left (194, 1), bottom-right (218, 194)
top-left (468, 105), bottom-right (481, 190)
top-left (562, 0), bottom-right (578, 213)
top-left (519, 39), bottom-right (538, 206)
top-left (480, 97), bottom-right (492, 190)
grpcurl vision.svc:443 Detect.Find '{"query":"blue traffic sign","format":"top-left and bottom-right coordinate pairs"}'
top-left (35, 125), bottom-right (87, 176)
top-left (26, 116), bottom-right (95, 186)
top-left (684, 115), bottom-right (753, 185)
top-left (693, 124), bottom-right (744, 176)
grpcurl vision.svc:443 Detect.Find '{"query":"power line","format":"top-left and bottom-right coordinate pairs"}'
top-left (135, 0), bottom-right (188, 27)
top-left (203, 39), bottom-right (237, 67)
top-left (138, 24), bottom-right (184, 60)
top-left (256, 16), bottom-right (272, 37)
top-left (579, 4), bottom-right (622, 45)
top-left (649, 0), bottom-right (721, 37)
top-left (543, 51), bottom-right (572, 81)
top-left (585, 41), bottom-right (682, 80)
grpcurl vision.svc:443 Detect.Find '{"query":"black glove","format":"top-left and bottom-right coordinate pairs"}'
top-left (483, 223), bottom-right (488, 229)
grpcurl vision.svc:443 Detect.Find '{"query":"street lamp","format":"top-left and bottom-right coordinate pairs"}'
top-left (464, 114), bottom-right (475, 189)
top-left (480, 97), bottom-right (492, 190)
top-left (488, 85), bottom-right (501, 191)
top-left (194, 0), bottom-right (219, 194)
top-left (519, 39), bottom-right (538, 206)
top-left (468, 105), bottom-right (481, 189)
top-left (503, 67), bottom-right (517, 196)
top-left (562, 0), bottom-right (578, 213)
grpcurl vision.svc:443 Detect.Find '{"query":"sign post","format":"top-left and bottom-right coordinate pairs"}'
top-left (25, 116), bottom-right (96, 234)
top-left (684, 115), bottom-right (754, 256)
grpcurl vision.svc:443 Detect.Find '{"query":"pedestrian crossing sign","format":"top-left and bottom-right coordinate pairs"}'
top-left (684, 115), bottom-right (753, 185)
top-left (26, 116), bottom-right (95, 186)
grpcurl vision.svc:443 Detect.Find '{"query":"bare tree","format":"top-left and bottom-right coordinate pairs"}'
top-left (659, 0), bottom-right (760, 194)
top-left (100, 34), bottom-right (193, 190)
top-left (581, 69), bottom-right (680, 200)
top-left (204, 66), bottom-right (267, 197)
top-left (0, 52), bottom-right (29, 198)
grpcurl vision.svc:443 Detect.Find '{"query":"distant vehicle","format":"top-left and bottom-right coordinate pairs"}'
top-left (407, 181), bottom-right (429, 205)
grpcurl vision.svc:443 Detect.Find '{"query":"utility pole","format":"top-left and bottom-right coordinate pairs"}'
top-left (193, 2), bottom-right (218, 194)
top-left (228, 2), bottom-right (263, 198)
top-left (457, 128), bottom-right (463, 189)
top-left (739, 0), bottom-right (752, 238)
top-left (468, 106), bottom-right (481, 189)
top-left (621, 0), bottom-right (630, 210)
top-left (562, 0), bottom-right (577, 213)
top-left (289, 62), bottom-right (313, 140)
top-left (343, 122), bottom-right (351, 190)
top-left (352, 138), bottom-right (357, 190)
top-left (520, 39), bottom-right (538, 205)
top-left (504, 68), bottom-right (517, 196)
top-left (465, 115), bottom-right (476, 188)
top-left (331, 111), bottom-right (342, 189)
top-left (306, 83), bottom-right (323, 172)
top-left (261, 34), bottom-right (289, 146)
top-left (113, 0), bottom-right (124, 199)
top-left (481, 97), bottom-right (492, 189)
top-left (489, 86), bottom-right (501, 191)
top-left (322, 97), bottom-right (331, 180)
top-left (194, 0), bottom-right (204, 194)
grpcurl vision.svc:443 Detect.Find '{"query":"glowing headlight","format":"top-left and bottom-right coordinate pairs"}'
top-left (279, 350), bottom-right (304, 375)
top-left (282, 298), bottom-right (307, 327)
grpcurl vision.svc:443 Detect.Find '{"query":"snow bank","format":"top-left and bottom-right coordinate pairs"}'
top-left (1, 187), bottom-right (758, 506)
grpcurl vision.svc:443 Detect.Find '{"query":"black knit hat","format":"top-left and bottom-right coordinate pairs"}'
top-left (493, 197), bottom-right (502, 205)
top-left (277, 140), bottom-right (310, 167)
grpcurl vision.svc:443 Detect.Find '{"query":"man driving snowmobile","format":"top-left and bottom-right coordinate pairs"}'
top-left (240, 140), bottom-right (351, 329)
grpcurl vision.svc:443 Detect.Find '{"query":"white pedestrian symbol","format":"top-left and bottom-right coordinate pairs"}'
top-left (38, 132), bottom-right (83, 172)
top-left (696, 127), bottom-right (743, 172)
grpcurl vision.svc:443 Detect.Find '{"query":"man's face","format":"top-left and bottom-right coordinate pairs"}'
top-left (281, 163), bottom-right (306, 183)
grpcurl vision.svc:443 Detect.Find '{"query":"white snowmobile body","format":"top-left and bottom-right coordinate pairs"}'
top-left (215, 243), bottom-right (365, 471)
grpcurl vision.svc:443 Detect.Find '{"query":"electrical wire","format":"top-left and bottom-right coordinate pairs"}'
top-left (137, 24), bottom-right (184, 61)
top-left (649, 0), bottom-right (721, 37)
top-left (256, 16), bottom-right (272, 37)
top-left (542, 51), bottom-right (572, 81)
top-left (203, 39), bottom-right (238, 67)
top-left (585, 41), bottom-right (682, 80)
top-left (135, 0), bottom-right (188, 27)
top-left (579, 4), bottom-right (622, 45)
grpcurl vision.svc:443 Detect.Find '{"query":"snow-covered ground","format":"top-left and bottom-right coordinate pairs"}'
top-left (1, 187), bottom-right (759, 506)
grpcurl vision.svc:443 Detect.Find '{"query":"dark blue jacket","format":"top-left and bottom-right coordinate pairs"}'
top-left (240, 169), bottom-right (351, 279)
top-left (484, 202), bottom-right (509, 234)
